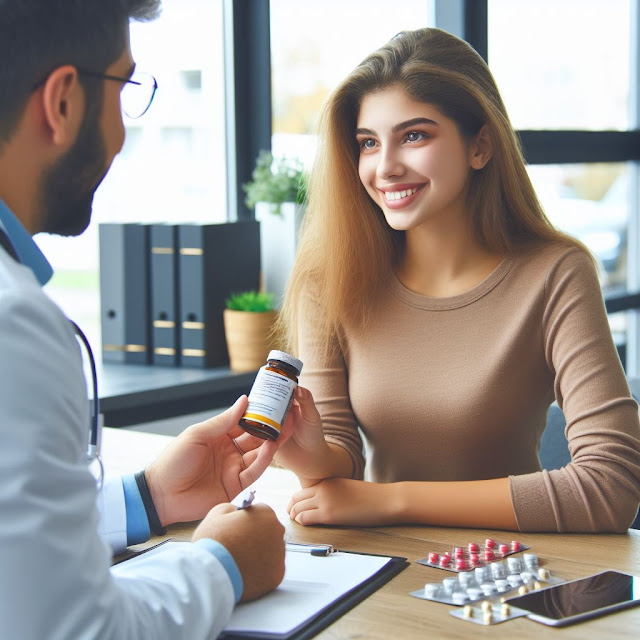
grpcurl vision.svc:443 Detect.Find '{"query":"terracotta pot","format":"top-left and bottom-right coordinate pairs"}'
top-left (223, 309), bottom-right (277, 372)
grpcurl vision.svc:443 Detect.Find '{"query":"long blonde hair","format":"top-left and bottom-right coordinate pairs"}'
top-left (277, 28), bottom-right (587, 355)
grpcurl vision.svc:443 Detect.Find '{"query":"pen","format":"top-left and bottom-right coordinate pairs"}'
top-left (237, 489), bottom-right (256, 510)
top-left (286, 542), bottom-right (335, 557)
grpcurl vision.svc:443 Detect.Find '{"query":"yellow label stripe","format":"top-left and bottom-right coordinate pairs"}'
top-left (243, 413), bottom-right (282, 431)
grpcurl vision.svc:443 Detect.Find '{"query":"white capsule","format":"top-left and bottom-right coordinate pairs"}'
top-left (466, 587), bottom-right (483, 600)
top-left (507, 557), bottom-right (522, 573)
top-left (495, 579), bottom-right (510, 592)
top-left (490, 561), bottom-right (506, 579)
top-left (442, 577), bottom-right (458, 592)
top-left (474, 567), bottom-right (490, 582)
top-left (507, 574), bottom-right (522, 587)
top-left (458, 571), bottom-right (474, 587)
top-left (520, 571), bottom-right (533, 583)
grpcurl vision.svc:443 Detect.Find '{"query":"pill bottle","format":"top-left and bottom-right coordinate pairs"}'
top-left (239, 350), bottom-right (303, 440)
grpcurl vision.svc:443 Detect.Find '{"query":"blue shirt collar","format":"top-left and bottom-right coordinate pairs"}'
top-left (0, 199), bottom-right (53, 286)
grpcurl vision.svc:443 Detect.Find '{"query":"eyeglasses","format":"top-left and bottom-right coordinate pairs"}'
top-left (70, 320), bottom-right (104, 491)
top-left (76, 68), bottom-right (158, 119)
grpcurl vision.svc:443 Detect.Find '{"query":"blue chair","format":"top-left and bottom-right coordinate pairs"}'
top-left (540, 403), bottom-right (640, 529)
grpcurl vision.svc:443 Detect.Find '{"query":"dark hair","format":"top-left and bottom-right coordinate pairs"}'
top-left (0, 0), bottom-right (160, 142)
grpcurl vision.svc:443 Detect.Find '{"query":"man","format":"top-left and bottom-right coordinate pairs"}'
top-left (0, 2), bottom-right (300, 637)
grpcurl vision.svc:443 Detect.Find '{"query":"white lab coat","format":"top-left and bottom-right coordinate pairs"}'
top-left (0, 247), bottom-right (236, 639)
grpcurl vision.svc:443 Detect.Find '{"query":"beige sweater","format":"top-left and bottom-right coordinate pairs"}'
top-left (297, 243), bottom-right (640, 532)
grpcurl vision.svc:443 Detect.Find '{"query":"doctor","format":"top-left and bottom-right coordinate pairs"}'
top-left (0, 2), bottom-right (311, 638)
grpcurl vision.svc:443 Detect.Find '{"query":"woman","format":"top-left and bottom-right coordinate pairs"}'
top-left (275, 28), bottom-right (640, 532)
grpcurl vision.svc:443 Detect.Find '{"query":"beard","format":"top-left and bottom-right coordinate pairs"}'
top-left (39, 95), bottom-right (108, 237)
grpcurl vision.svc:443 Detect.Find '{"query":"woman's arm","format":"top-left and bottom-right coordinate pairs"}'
top-left (288, 477), bottom-right (518, 529)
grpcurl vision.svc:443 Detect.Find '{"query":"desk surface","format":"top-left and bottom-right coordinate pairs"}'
top-left (98, 363), bottom-right (255, 427)
top-left (104, 428), bottom-right (640, 639)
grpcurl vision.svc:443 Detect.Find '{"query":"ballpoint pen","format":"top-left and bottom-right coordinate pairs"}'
top-left (285, 541), bottom-right (335, 557)
top-left (237, 489), bottom-right (256, 510)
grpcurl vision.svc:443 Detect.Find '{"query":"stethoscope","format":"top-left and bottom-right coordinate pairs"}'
top-left (0, 227), bottom-right (104, 489)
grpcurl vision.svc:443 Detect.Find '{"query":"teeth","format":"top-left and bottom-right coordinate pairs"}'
top-left (385, 187), bottom-right (418, 201)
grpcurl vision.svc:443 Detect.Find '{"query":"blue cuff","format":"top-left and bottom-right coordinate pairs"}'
top-left (122, 474), bottom-right (151, 545)
top-left (194, 538), bottom-right (243, 603)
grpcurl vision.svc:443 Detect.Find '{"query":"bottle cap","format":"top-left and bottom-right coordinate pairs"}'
top-left (267, 350), bottom-right (303, 375)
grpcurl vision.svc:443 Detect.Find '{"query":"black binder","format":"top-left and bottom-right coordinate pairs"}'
top-left (178, 221), bottom-right (260, 368)
top-left (99, 223), bottom-right (150, 364)
top-left (150, 224), bottom-right (179, 366)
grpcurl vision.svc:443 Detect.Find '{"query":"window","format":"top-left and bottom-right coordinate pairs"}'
top-left (488, 0), bottom-right (632, 131)
top-left (40, 0), bottom-right (226, 349)
top-left (487, 0), bottom-right (639, 369)
top-left (270, 0), bottom-right (434, 163)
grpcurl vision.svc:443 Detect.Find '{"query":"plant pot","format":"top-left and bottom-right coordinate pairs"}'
top-left (223, 308), bottom-right (278, 372)
top-left (255, 202), bottom-right (305, 308)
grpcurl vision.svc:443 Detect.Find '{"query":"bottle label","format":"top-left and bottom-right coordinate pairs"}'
top-left (244, 366), bottom-right (297, 433)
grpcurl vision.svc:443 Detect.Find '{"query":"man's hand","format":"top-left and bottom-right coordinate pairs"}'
top-left (192, 503), bottom-right (286, 602)
top-left (144, 395), bottom-right (289, 527)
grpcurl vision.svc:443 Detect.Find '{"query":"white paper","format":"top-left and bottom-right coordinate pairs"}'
top-left (225, 550), bottom-right (392, 635)
top-left (118, 542), bottom-right (392, 636)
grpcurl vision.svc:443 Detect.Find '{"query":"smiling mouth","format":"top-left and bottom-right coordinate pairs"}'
top-left (381, 184), bottom-right (426, 203)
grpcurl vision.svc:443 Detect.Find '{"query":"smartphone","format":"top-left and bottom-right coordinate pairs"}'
top-left (505, 570), bottom-right (640, 627)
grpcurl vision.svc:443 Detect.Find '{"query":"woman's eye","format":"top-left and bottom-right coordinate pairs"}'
top-left (359, 138), bottom-right (377, 150)
top-left (406, 131), bottom-right (426, 143)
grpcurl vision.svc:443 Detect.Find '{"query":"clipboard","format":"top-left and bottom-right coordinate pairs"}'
top-left (113, 541), bottom-right (408, 639)
top-left (219, 549), bottom-right (409, 640)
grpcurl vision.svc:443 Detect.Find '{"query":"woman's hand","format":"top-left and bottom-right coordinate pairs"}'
top-left (287, 478), bottom-right (399, 526)
top-left (273, 386), bottom-right (337, 479)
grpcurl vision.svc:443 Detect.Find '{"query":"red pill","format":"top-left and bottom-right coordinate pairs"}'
top-left (455, 558), bottom-right (469, 570)
top-left (439, 556), bottom-right (451, 567)
top-left (511, 541), bottom-right (521, 551)
top-left (498, 543), bottom-right (510, 555)
top-left (483, 550), bottom-right (495, 562)
top-left (468, 542), bottom-right (480, 553)
top-left (453, 546), bottom-right (465, 557)
top-left (428, 552), bottom-right (439, 564)
top-left (485, 538), bottom-right (496, 549)
top-left (470, 554), bottom-right (481, 566)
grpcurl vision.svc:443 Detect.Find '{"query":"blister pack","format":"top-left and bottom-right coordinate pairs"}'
top-left (410, 553), bottom-right (562, 606)
top-left (416, 538), bottom-right (530, 572)
top-left (449, 600), bottom-right (529, 625)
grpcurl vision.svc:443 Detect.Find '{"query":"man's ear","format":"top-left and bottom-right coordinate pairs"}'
top-left (470, 124), bottom-right (493, 170)
top-left (39, 65), bottom-right (84, 147)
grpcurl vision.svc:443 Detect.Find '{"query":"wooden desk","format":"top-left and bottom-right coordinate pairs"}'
top-left (104, 428), bottom-right (640, 639)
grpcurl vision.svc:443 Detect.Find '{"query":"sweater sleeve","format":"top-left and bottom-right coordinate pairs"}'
top-left (510, 248), bottom-right (640, 532)
top-left (297, 291), bottom-right (365, 479)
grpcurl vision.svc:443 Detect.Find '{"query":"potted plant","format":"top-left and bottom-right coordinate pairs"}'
top-left (223, 290), bottom-right (277, 372)
top-left (243, 150), bottom-right (307, 308)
